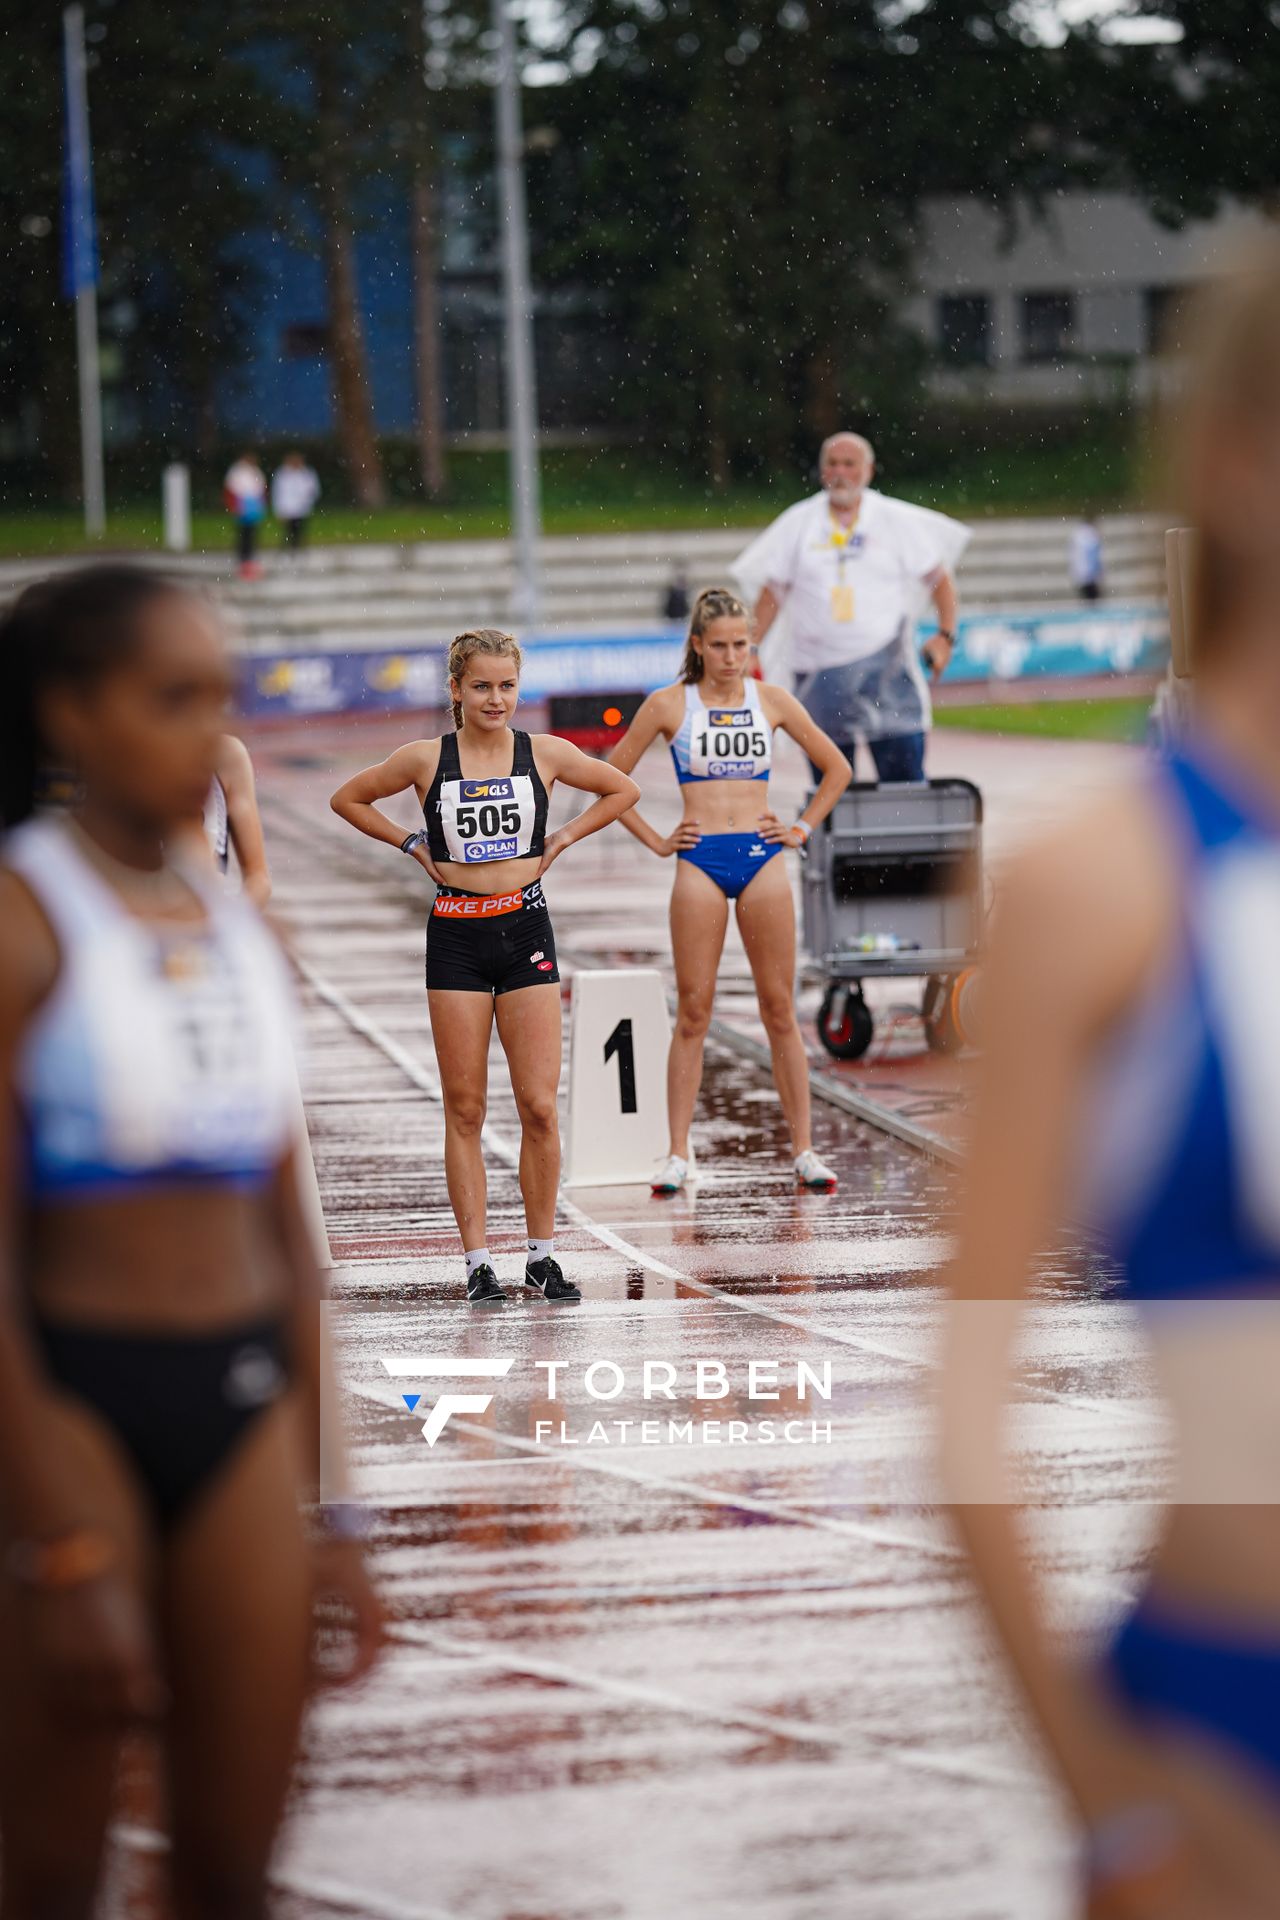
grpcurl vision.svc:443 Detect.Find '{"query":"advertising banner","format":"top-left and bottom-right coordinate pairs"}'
top-left (236, 607), bottom-right (1169, 719)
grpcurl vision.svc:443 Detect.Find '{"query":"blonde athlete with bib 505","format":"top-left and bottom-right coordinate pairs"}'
top-left (331, 630), bottom-right (638, 1307)
top-left (609, 587), bottom-right (851, 1195)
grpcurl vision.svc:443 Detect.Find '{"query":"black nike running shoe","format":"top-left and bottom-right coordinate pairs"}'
top-left (524, 1256), bottom-right (581, 1304)
top-left (466, 1263), bottom-right (507, 1306)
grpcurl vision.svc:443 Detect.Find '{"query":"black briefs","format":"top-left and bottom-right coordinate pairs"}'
top-left (33, 1312), bottom-right (291, 1532)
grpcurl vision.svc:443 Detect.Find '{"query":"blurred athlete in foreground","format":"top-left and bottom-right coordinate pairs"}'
top-left (331, 628), bottom-right (638, 1307)
top-left (942, 249), bottom-right (1280, 1917)
top-left (0, 566), bottom-right (381, 1920)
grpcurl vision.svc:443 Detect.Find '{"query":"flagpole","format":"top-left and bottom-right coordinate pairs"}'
top-left (491, 0), bottom-right (541, 630)
top-left (63, 4), bottom-right (106, 538)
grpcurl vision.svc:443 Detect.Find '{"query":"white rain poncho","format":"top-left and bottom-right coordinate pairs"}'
top-left (732, 488), bottom-right (970, 741)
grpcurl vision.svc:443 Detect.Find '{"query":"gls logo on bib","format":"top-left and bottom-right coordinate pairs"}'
top-left (441, 773), bottom-right (534, 863)
top-left (690, 707), bottom-right (771, 781)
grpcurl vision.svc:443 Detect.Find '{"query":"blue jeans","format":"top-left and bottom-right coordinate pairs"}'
top-left (813, 732), bottom-right (927, 785)
top-left (867, 731), bottom-right (926, 782)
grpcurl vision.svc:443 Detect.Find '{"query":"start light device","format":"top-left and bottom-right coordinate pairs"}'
top-left (548, 692), bottom-right (646, 754)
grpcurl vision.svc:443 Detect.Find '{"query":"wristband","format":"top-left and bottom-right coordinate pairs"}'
top-left (934, 628), bottom-right (956, 646)
top-left (1084, 1801), bottom-right (1185, 1899)
top-left (792, 820), bottom-right (813, 843)
top-left (313, 1501), bottom-right (373, 1543)
top-left (7, 1527), bottom-right (117, 1591)
top-left (400, 831), bottom-right (428, 856)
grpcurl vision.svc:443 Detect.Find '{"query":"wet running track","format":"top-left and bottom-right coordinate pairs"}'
top-left (119, 720), bottom-right (1164, 1919)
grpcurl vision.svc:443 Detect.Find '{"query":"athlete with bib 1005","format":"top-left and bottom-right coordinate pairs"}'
top-left (608, 587), bottom-right (851, 1195)
top-left (330, 629), bottom-right (638, 1307)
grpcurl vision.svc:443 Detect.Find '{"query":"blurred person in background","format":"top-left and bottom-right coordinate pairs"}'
top-left (223, 449), bottom-right (267, 579)
top-left (272, 451), bottom-right (322, 554)
top-left (186, 729), bottom-right (333, 1271)
top-left (661, 563), bottom-right (691, 629)
top-left (1071, 512), bottom-right (1106, 602)
top-left (734, 432), bottom-right (969, 782)
top-left (201, 731), bottom-right (272, 907)
top-left (941, 246), bottom-right (1280, 1918)
top-left (0, 565), bottom-right (380, 1919)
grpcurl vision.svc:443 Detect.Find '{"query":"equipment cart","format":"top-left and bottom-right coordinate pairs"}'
top-left (801, 779), bottom-right (983, 1060)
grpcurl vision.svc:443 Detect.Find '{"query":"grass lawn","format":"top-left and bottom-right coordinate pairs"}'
top-left (0, 431), bottom-right (1141, 558)
top-left (934, 697), bottom-right (1151, 743)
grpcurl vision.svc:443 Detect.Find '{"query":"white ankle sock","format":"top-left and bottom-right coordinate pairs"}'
top-left (465, 1247), bottom-right (491, 1279)
top-left (527, 1237), bottom-right (554, 1266)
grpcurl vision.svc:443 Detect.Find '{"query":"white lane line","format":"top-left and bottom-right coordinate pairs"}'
top-left (385, 1577), bottom-right (959, 1611)
top-left (270, 1872), bottom-right (460, 1920)
top-left (349, 1386), bottom-right (1137, 1608)
top-left (348, 1384), bottom-right (962, 1560)
top-left (385, 1621), bottom-right (1035, 1794)
top-left (297, 954), bottom-right (1153, 1429)
top-left (111, 1825), bottom-right (462, 1920)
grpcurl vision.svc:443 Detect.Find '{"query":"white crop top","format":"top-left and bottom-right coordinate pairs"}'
top-left (670, 680), bottom-right (773, 785)
top-left (7, 818), bottom-right (299, 1199)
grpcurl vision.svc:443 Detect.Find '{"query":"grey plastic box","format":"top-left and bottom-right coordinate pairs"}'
top-left (801, 779), bottom-right (983, 983)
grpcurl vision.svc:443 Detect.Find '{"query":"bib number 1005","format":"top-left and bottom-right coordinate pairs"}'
top-left (699, 729), bottom-right (766, 759)
top-left (456, 801), bottom-right (521, 839)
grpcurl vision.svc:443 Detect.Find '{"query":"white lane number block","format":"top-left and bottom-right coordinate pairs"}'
top-left (564, 969), bottom-right (670, 1187)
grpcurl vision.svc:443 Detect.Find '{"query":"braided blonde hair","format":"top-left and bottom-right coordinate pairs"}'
top-left (447, 628), bottom-right (523, 728)
top-left (680, 586), bottom-right (750, 683)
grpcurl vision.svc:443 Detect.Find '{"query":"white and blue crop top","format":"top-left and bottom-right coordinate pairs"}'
top-left (670, 680), bottom-right (773, 785)
top-left (1079, 745), bottom-right (1280, 1301)
top-left (7, 818), bottom-right (299, 1200)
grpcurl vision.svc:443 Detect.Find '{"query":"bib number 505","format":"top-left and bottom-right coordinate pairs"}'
top-left (456, 800), bottom-right (522, 840)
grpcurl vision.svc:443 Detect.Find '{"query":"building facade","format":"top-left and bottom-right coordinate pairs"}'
top-left (906, 190), bottom-right (1271, 405)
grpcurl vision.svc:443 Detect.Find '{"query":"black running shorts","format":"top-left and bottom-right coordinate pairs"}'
top-left (425, 881), bottom-right (560, 995)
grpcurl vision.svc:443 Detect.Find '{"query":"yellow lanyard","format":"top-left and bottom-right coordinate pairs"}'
top-left (826, 512), bottom-right (861, 621)
top-left (828, 511), bottom-right (860, 569)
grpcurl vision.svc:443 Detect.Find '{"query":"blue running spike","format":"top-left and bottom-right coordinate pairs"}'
top-left (402, 1393), bottom-right (421, 1412)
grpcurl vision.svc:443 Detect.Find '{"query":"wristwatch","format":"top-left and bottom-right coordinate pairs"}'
top-left (400, 831), bottom-right (428, 856)
top-left (934, 628), bottom-right (956, 646)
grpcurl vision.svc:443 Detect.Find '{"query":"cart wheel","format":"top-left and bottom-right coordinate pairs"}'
top-left (817, 983), bottom-right (874, 1060)
top-left (922, 974), bottom-right (963, 1054)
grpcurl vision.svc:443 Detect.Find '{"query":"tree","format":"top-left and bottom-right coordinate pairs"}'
top-left (237, 0), bottom-right (414, 509)
top-left (1072, 2), bottom-right (1280, 224)
top-left (396, 0), bottom-right (490, 501)
top-left (0, 3), bottom-right (270, 500)
top-left (522, 0), bottom-right (1202, 484)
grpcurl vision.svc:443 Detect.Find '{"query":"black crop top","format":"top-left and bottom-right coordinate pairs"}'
top-left (423, 730), bottom-right (549, 867)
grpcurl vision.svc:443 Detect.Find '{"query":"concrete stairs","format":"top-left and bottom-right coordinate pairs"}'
top-left (0, 513), bottom-right (1166, 655)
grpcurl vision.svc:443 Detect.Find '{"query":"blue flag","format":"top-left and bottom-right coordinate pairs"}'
top-left (62, 10), bottom-right (98, 298)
